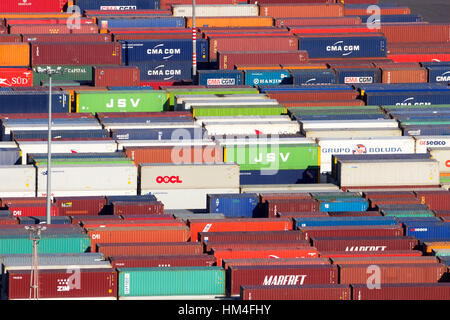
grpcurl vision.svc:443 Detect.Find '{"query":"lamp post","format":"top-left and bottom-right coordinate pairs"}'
top-left (34, 66), bottom-right (63, 225)
top-left (25, 225), bottom-right (46, 300)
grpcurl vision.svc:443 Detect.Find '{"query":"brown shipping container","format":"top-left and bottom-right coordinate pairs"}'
top-left (218, 51), bottom-right (308, 70)
top-left (339, 263), bottom-right (447, 284)
top-left (0, 43), bottom-right (30, 66)
top-left (259, 4), bottom-right (344, 18)
top-left (265, 199), bottom-right (320, 218)
top-left (109, 254), bottom-right (216, 268)
top-left (381, 67), bottom-right (428, 84)
top-left (415, 191), bottom-right (450, 210)
top-left (0, 217), bottom-right (18, 225)
top-left (10, 24), bottom-right (98, 34)
top-left (86, 226), bottom-right (190, 252)
top-left (310, 236), bottom-right (419, 252)
top-left (224, 258), bottom-right (331, 270)
top-left (331, 256), bottom-right (439, 265)
top-left (363, 191), bottom-right (417, 199)
top-left (228, 264), bottom-right (338, 296)
top-left (205, 241), bottom-right (311, 252)
top-left (277, 212), bottom-right (330, 218)
top-left (369, 198), bottom-right (422, 209)
top-left (283, 100), bottom-right (366, 107)
top-left (112, 201), bottom-right (164, 215)
top-left (351, 283), bottom-right (450, 300)
top-left (0, 197), bottom-right (47, 207)
top-left (241, 284), bottom-right (351, 300)
top-left (94, 66), bottom-right (140, 87)
top-left (97, 242), bottom-right (203, 257)
top-left (298, 225), bottom-right (404, 241)
top-left (320, 250), bottom-right (423, 259)
top-left (6, 268), bottom-right (117, 300)
top-left (373, 62), bottom-right (421, 69)
top-left (380, 24), bottom-right (450, 43)
top-left (0, 35), bottom-right (21, 43)
top-left (23, 34), bottom-right (112, 43)
top-left (268, 91), bottom-right (359, 102)
top-left (208, 36), bottom-right (298, 62)
top-left (124, 146), bottom-right (223, 166)
top-left (259, 193), bottom-right (311, 203)
top-left (70, 215), bottom-right (122, 225)
top-left (31, 43), bottom-right (122, 66)
top-left (345, 7), bottom-right (411, 16)
top-left (54, 196), bottom-right (106, 216)
top-left (199, 230), bottom-right (304, 243)
top-left (275, 17), bottom-right (362, 27)
top-left (113, 33), bottom-right (201, 41)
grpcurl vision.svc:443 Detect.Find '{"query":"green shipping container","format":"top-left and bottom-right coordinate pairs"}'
top-left (401, 120), bottom-right (450, 125)
top-left (383, 105), bottom-right (450, 112)
top-left (433, 249), bottom-right (450, 257)
top-left (381, 210), bottom-right (435, 218)
top-left (193, 105), bottom-right (286, 117)
top-left (33, 65), bottom-right (94, 86)
top-left (118, 267), bottom-right (225, 297)
top-left (76, 90), bottom-right (169, 114)
top-left (165, 88), bottom-right (259, 108)
top-left (310, 192), bottom-right (362, 199)
top-left (0, 234), bottom-right (90, 255)
top-left (224, 143), bottom-right (320, 171)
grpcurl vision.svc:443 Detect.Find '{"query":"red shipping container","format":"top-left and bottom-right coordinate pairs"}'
top-left (0, 217), bottom-right (18, 225)
top-left (259, 4), bottom-right (344, 18)
top-left (31, 43), bottom-right (122, 66)
top-left (97, 242), bottom-right (203, 257)
top-left (0, 35), bottom-right (21, 43)
top-left (339, 263), bottom-right (447, 284)
top-left (242, 284), bottom-right (351, 300)
top-left (267, 91), bottom-right (359, 102)
top-left (23, 34), bottom-right (111, 43)
top-left (189, 218), bottom-right (293, 242)
top-left (70, 215), bottom-right (123, 225)
top-left (320, 250), bottom-right (423, 258)
top-left (10, 24), bottom-right (98, 35)
top-left (228, 264), bottom-right (336, 296)
top-left (381, 67), bottom-right (428, 83)
top-left (311, 236), bottom-right (418, 252)
top-left (205, 241), bottom-right (311, 252)
top-left (298, 225), bottom-right (404, 241)
top-left (351, 283), bottom-right (450, 300)
top-left (140, 81), bottom-right (177, 89)
top-left (208, 36), bottom-right (298, 62)
top-left (7, 268), bottom-right (117, 300)
top-left (6, 18), bottom-right (95, 25)
top-left (277, 212), bottom-right (330, 218)
top-left (86, 226), bottom-right (190, 252)
top-left (387, 43), bottom-right (450, 54)
top-left (288, 26), bottom-right (376, 34)
top-left (112, 201), bottom-right (164, 216)
top-left (275, 17), bottom-right (362, 27)
top-left (218, 51), bottom-right (308, 70)
top-left (373, 62), bottom-right (421, 69)
top-left (0, 0), bottom-right (63, 13)
top-left (0, 68), bottom-right (33, 88)
top-left (120, 214), bottom-right (175, 220)
top-left (370, 198), bottom-right (423, 209)
top-left (113, 33), bottom-right (200, 41)
top-left (81, 220), bottom-right (185, 229)
top-left (54, 196), bottom-right (106, 216)
top-left (283, 100), bottom-right (365, 107)
top-left (381, 24), bottom-right (450, 43)
top-left (331, 256), bottom-right (439, 265)
top-left (0, 27), bottom-right (6, 35)
top-left (363, 191), bottom-right (417, 199)
top-left (94, 66), bottom-right (140, 87)
top-left (264, 199), bottom-right (320, 218)
top-left (6, 204), bottom-right (58, 217)
top-left (109, 254), bottom-right (216, 268)
top-left (415, 191), bottom-right (450, 210)
top-left (345, 7), bottom-right (410, 16)
top-left (223, 257), bottom-right (330, 270)
top-left (199, 230), bottom-right (305, 243)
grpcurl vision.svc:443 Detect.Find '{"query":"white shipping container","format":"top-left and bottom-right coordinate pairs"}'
top-left (175, 94), bottom-right (268, 109)
top-left (300, 119), bottom-right (399, 130)
top-left (36, 163), bottom-right (137, 197)
top-left (117, 140), bottom-right (216, 151)
top-left (140, 163), bottom-right (239, 190)
top-left (204, 121), bottom-right (300, 136)
top-left (216, 137), bottom-right (314, 146)
top-left (240, 183), bottom-right (340, 194)
top-left (0, 141), bottom-right (18, 148)
top-left (17, 140), bottom-right (118, 165)
top-left (303, 128), bottom-right (403, 139)
top-left (0, 165), bottom-right (35, 197)
top-left (102, 122), bottom-right (200, 131)
top-left (414, 136), bottom-right (450, 153)
top-left (3, 123), bottom-right (102, 136)
top-left (172, 4), bottom-right (259, 17)
top-left (429, 147), bottom-right (450, 173)
top-left (337, 159), bottom-right (439, 187)
top-left (183, 99), bottom-right (280, 110)
top-left (195, 115), bottom-right (292, 126)
top-left (144, 188), bottom-right (240, 210)
top-left (318, 136), bottom-right (416, 173)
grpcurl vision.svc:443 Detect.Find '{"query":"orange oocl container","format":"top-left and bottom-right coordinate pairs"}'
top-left (0, 44), bottom-right (30, 66)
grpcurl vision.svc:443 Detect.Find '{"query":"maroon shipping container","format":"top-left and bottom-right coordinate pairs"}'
top-left (311, 236), bottom-right (418, 252)
top-left (363, 191), bottom-right (417, 199)
top-left (54, 196), bottom-right (107, 216)
top-left (70, 215), bottom-right (123, 225)
top-left (0, 217), bottom-right (18, 225)
top-left (113, 32), bottom-right (201, 41)
top-left (6, 18), bottom-right (96, 25)
top-left (381, 67), bottom-right (428, 84)
top-left (339, 263), bottom-right (447, 284)
top-left (227, 264), bottom-right (338, 296)
top-left (351, 283), bottom-right (450, 300)
top-left (283, 100), bottom-right (365, 107)
top-left (259, 192), bottom-right (312, 203)
top-left (109, 254), bottom-right (216, 268)
top-left (320, 250), bottom-right (423, 259)
top-left (94, 66), bottom-right (140, 87)
top-left (223, 258), bottom-right (331, 270)
top-left (97, 242), bottom-right (203, 257)
top-left (208, 36), bottom-right (298, 62)
top-left (205, 241), bottom-right (311, 253)
top-left (275, 17), bottom-right (362, 27)
top-left (373, 62), bottom-right (421, 69)
top-left (0, 197), bottom-right (47, 207)
top-left (199, 230), bottom-right (304, 243)
top-left (218, 51), bottom-right (308, 70)
top-left (328, 212), bottom-right (382, 217)
top-left (0, 35), bottom-right (21, 43)
top-left (415, 191), bottom-right (450, 210)
top-left (268, 90), bottom-right (359, 102)
top-left (241, 284), bottom-right (351, 300)
top-left (111, 201), bottom-right (164, 215)
top-left (380, 24), bottom-right (450, 43)
top-left (277, 212), bottom-right (330, 218)
top-left (265, 199), bottom-right (320, 218)
top-left (23, 34), bottom-right (112, 43)
top-left (120, 214), bottom-right (175, 220)
top-left (10, 24), bottom-right (98, 35)
top-left (331, 256), bottom-right (439, 265)
top-left (6, 204), bottom-right (58, 217)
top-left (371, 199), bottom-right (423, 209)
top-left (298, 225), bottom-right (404, 241)
top-left (6, 268), bottom-right (117, 300)
top-left (31, 43), bottom-right (122, 66)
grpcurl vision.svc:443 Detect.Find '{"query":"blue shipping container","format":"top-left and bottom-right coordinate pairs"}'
top-left (207, 193), bottom-right (259, 218)
top-left (401, 125), bottom-right (450, 136)
top-left (293, 216), bottom-right (397, 228)
top-left (295, 114), bottom-right (389, 121)
top-left (0, 92), bottom-right (70, 114)
top-left (18, 216), bottom-right (72, 225)
top-left (100, 117), bottom-right (192, 124)
top-left (134, 61), bottom-right (192, 81)
top-left (347, 14), bottom-right (422, 23)
top-left (106, 195), bottom-right (157, 205)
top-left (298, 36), bottom-right (387, 59)
top-left (420, 61), bottom-right (450, 68)
top-left (405, 222), bottom-right (450, 240)
top-left (316, 198), bottom-right (368, 212)
top-left (335, 68), bottom-right (381, 84)
top-left (365, 91), bottom-right (450, 106)
top-left (11, 130), bottom-right (109, 141)
top-left (100, 17), bottom-right (185, 29)
top-left (240, 169), bottom-right (319, 185)
top-left (291, 70), bottom-right (337, 85)
top-left (356, 83), bottom-right (449, 94)
top-left (108, 86), bottom-right (154, 90)
top-left (244, 70), bottom-right (292, 86)
top-left (75, 0), bottom-right (160, 10)
top-left (427, 66), bottom-right (450, 84)
top-left (111, 127), bottom-right (206, 140)
top-left (121, 39), bottom-right (208, 64)
top-left (258, 84), bottom-right (353, 92)
top-left (0, 148), bottom-right (20, 164)
top-left (197, 70), bottom-right (243, 86)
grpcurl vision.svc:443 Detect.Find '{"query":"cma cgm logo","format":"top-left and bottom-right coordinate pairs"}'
top-left (147, 44), bottom-right (182, 60)
top-left (326, 41), bottom-right (360, 56)
top-left (436, 71), bottom-right (450, 82)
top-left (352, 144), bottom-right (367, 155)
top-left (207, 78), bottom-right (236, 86)
top-left (148, 65), bottom-right (182, 80)
top-left (395, 97), bottom-right (432, 106)
top-left (156, 176), bottom-right (183, 184)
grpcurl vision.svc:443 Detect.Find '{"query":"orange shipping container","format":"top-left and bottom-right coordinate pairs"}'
top-left (213, 247), bottom-right (319, 266)
top-left (0, 13), bottom-right (77, 19)
top-left (85, 226), bottom-right (190, 252)
top-left (188, 218), bottom-right (293, 242)
top-left (187, 17), bottom-right (274, 28)
top-left (236, 64), bottom-right (282, 70)
top-left (0, 44), bottom-right (30, 66)
top-left (259, 4), bottom-right (344, 18)
top-left (344, 7), bottom-right (411, 16)
top-left (381, 67), bottom-right (428, 84)
top-left (281, 63), bottom-right (328, 70)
